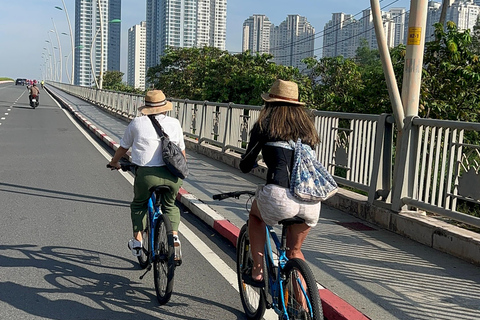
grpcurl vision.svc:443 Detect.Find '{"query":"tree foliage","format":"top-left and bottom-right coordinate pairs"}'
top-left (101, 70), bottom-right (144, 94)
top-left (146, 47), bottom-right (312, 106)
top-left (421, 22), bottom-right (480, 121)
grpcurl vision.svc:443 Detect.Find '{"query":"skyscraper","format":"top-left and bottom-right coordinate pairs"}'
top-left (74, 0), bottom-right (121, 86)
top-left (108, 0), bottom-right (121, 71)
top-left (322, 8), bottom-right (408, 59)
top-left (242, 15), bottom-right (272, 54)
top-left (128, 21), bottom-right (147, 90)
top-left (145, 0), bottom-right (227, 72)
top-left (270, 15), bottom-right (315, 71)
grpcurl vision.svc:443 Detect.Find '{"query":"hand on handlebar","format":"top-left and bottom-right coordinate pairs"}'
top-left (107, 161), bottom-right (121, 170)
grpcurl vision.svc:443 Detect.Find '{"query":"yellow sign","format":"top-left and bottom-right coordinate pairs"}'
top-left (407, 27), bottom-right (422, 45)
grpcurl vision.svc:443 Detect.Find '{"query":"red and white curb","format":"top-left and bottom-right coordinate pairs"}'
top-left (50, 88), bottom-right (370, 320)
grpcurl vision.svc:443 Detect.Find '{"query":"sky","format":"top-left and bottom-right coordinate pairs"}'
top-left (0, 0), bottom-right (412, 82)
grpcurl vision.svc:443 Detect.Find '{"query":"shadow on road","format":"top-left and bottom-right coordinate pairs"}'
top-left (0, 244), bottom-right (240, 319)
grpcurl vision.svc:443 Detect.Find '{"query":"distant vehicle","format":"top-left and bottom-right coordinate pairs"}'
top-left (15, 78), bottom-right (25, 85)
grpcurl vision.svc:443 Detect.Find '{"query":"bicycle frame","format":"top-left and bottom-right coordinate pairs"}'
top-left (264, 224), bottom-right (314, 318)
top-left (147, 193), bottom-right (161, 262)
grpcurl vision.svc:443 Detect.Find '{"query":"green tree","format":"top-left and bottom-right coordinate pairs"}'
top-left (422, 22), bottom-right (480, 121)
top-left (101, 70), bottom-right (143, 94)
top-left (147, 47), bottom-right (312, 106)
top-left (102, 70), bottom-right (124, 89)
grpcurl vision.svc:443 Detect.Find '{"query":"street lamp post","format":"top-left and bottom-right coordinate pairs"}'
top-left (43, 46), bottom-right (53, 81)
top-left (51, 19), bottom-right (63, 82)
top-left (46, 30), bottom-right (57, 81)
top-left (55, 2), bottom-right (74, 84)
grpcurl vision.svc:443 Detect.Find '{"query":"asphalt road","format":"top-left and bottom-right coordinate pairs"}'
top-left (0, 83), bottom-right (249, 320)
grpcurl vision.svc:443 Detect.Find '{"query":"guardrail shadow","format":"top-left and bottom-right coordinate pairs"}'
top-left (303, 209), bottom-right (480, 320)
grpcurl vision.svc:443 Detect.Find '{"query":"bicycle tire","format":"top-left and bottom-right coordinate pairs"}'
top-left (236, 224), bottom-right (266, 320)
top-left (282, 258), bottom-right (323, 320)
top-left (153, 214), bottom-right (175, 305)
top-left (137, 218), bottom-right (150, 269)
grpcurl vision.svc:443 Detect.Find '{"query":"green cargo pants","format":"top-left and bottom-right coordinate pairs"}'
top-left (131, 166), bottom-right (183, 232)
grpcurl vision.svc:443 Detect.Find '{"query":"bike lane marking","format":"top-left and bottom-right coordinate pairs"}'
top-left (1, 90), bottom-right (27, 125)
top-left (50, 94), bottom-right (278, 320)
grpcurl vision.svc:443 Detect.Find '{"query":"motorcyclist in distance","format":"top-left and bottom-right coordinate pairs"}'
top-left (29, 82), bottom-right (40, 105)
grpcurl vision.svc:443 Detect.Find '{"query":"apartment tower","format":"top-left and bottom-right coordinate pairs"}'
top-left (146, 0), bottom-right (227, 72)
top-left (270, 15), bottom-right (315, 71)
top-left (74, 0), bottom-right (121, 86)
top-left (127, 21), bottom-right (147, 90)
top-left (242, 15), bottom-right (272, 54)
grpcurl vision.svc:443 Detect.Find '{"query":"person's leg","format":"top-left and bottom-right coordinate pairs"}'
top-left (130, 167), bottom-right (152, 242)
top-left (248, 200), bottom-right (265, 281)
top-left (156, 167), bottom-right (182, 232)
top-left (286, 223), bottom-right (311, 260)
top-left (286, 223), bottom-right (311, 309)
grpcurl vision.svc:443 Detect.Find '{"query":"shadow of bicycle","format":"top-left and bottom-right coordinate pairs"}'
top-left (0, 244), bottom-right (241, 320)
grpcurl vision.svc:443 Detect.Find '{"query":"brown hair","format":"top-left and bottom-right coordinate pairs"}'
top-left (254, 102), bottom-right (320, 146)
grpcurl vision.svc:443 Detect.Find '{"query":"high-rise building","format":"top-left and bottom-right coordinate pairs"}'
top-left (270, 15), bottom-right (315, 71)
top-left (448, 0), bottom-right (480, 31)
top-left (322, 13), bottom-right (357, 59)
top-left (242, 15), bottom-right (272, 54)
top-left (425, 1), bottom-right (442, 42)
top-left (322, 8), bottom-right (407, 59)
top-left (74, 0), bottom-right (93, 86)
top-left (108, 0), bottom-right (121, 71)
top-left (74, 0), bottom-right (121, 86)
top-left (145, 0), bottom-right (227, 72)
top-left (128, 21), bottom-right (147, 90)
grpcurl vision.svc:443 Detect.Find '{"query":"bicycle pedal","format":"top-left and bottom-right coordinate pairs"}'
top-left (139, 264), bottom-right (152, 280)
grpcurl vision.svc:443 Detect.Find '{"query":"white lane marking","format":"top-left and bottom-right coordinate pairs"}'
top-left (53, 96), bottom-right (277, 320)
top-left (1, 118), bottom-right (5, 120)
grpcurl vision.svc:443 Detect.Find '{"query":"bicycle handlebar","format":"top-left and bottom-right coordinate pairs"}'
top-left (212, 190), bottom-right (255, 200)
top-left (106, 160), bottom-right (137, 172)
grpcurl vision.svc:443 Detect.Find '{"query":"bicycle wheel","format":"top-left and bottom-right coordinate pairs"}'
top-left (236, 224), bottom-right (266, 320)
top-left (282, 258), bottom-right (323, 320)
top-left (153, 214), bottom-right (175, 305)
top-left (138, 218), bottom-right (150, 269)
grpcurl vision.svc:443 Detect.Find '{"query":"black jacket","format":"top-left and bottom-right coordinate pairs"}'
top-left (239, 124), bottom-right (294, 188)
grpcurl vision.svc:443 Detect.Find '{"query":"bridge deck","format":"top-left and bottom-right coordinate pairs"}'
top-left (47, 85), bottom-right (480, 320)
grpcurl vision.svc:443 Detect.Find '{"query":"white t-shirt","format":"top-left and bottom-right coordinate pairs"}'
top-left (120, 114), bottom-right (185, 167)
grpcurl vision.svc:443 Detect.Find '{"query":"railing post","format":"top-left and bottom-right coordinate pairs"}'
top-left (222, 103), bottom-right (233, 152)
top-left (391, 116), bottom-right (419, 211)
top-left (368, 114), bottom-right (394, 203)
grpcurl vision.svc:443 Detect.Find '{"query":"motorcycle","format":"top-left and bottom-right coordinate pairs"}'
top-left (30, 94), bottom-right (39, 109)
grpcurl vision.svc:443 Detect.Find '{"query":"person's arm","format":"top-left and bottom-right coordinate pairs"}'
top-left (108, 146), bottom-right (129, 169)
top-left (239, 126), bottom-right (265, 173)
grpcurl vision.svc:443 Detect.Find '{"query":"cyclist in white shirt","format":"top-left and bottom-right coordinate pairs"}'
top-left (109, 90), bottom-right (186, 263)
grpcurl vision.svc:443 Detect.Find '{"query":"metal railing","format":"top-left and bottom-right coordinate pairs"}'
top-left (47, 81), bottom-right (480, 229)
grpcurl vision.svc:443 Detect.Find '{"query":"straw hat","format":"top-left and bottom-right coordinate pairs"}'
top-left (261, 79), bottom-right (305, 106)
top-left (138, 90), bottom-right (173, 115)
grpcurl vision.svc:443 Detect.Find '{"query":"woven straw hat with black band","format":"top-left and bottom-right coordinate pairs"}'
top-left (261, 79), bottom-right (305, 106)
top-left (138, 90), bottom-right (173, 115)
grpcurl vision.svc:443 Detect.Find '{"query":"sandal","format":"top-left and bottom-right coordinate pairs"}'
top-left (241, 268), bottom-right (265, 288)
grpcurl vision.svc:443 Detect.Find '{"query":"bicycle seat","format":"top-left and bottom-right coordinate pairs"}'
top-left (278, 216), bottom-right (305, 226)
top-left (149, 185), bottom-right (173, 195)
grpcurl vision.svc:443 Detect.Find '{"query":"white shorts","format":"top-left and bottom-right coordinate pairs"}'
top-left (255, 184), bottom-right (321, 227)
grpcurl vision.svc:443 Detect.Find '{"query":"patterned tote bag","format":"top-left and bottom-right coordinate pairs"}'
top-left (290, 139), bottom-right (338, 202)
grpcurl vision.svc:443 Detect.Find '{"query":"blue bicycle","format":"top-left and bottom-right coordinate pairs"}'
top-left (108, 161), bottom-right (176, 305)
top-left (213, 190), bottom-right (323, 320)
